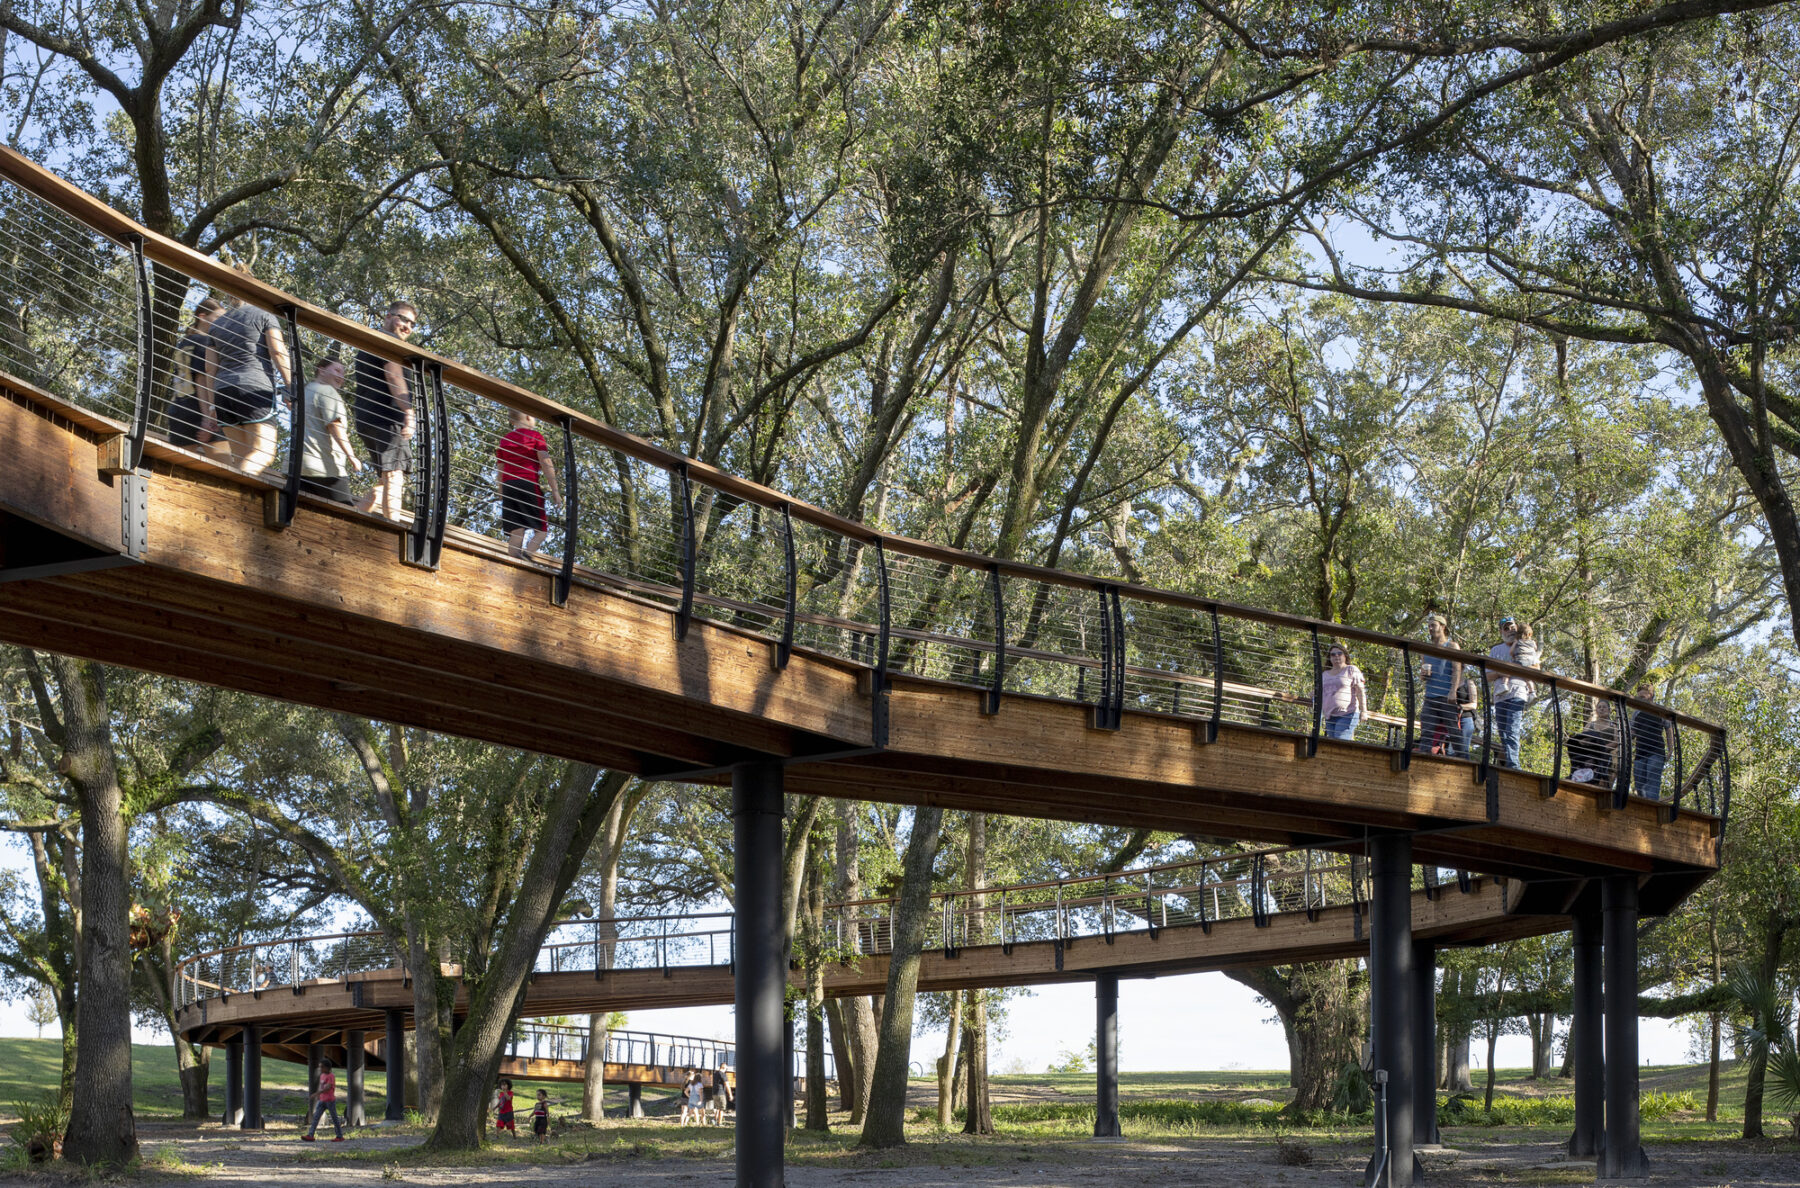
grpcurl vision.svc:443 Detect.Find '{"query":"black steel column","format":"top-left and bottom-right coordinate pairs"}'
top-left (1567, 907), bottom-right (1603, 1158)
top-left (1365, 834), bottom-right (1417, 1188)
top-left (384, 1009), bottom-right (407, 1122)
top-left (346, 1030), bottom-right (367, 1127)
top-left (242, 1024), bottom-right (264, 1130)
top-left (224, 1038), bottom-right (243, 1127)
top-left (1095, 971), bottom-right (1121, 1137)
top-left (628, 1082), bottom-right (645, 1118)
top-left (735, 761), bottom-right (786, 1188)
top-left (1412, 940), bottom-right (1439, 1148)
top-left (1600, 877), bottom-right (1649, 1179)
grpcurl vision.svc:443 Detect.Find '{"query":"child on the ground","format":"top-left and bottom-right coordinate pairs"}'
top-left (496, 409), bottom-right (563, 559)
top-left (532, 1089), bottom-right (549, 1143)
top-left (301, 1058), bottom-right (345, 1142)
top-left (495, 1078), bottom-right (516, 1138)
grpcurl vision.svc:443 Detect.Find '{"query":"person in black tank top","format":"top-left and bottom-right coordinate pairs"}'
top-left (352, 300), bottom-right (418, 518)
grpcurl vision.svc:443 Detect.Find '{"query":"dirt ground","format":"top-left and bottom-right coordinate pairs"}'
top-left (6, 1119), bottom-right (1800, 1187)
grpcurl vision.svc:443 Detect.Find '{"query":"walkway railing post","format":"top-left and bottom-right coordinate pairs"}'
top-left (1204, 608), bottom-right (1224, 744)
top-left (425, 363), bottom-right (450, 568)
top-left (111, 233), bottom-right (153, 474)
top-left (871, 537), bottom-right (891, 744)
top-left (1095, 585), bottom-right (1115, 729)
top-left (777, 504), bottom-right (796, 669)
top-left (1612, 692), bottom-right (1633, 810)
top-left (1398, 642), bottom-right (1416, 769)
top-left (1543, 679), bottom-right (1564, 796)
top-left (985, 564), bottom-right (1005, 715)
top-left (674, 464), bottom-right (696, 640)
top-left (553, 416), bottom-right (578, 607)
top-left (1306, 626), bottom-right (1323, 757)
top-left (401, 361), bottom-right (432, 568)
top-left (267, 304), bottom-right (307, 529)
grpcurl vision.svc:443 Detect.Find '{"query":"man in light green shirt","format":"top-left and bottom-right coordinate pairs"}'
top-left (299, 359), bottom-right (364, 504)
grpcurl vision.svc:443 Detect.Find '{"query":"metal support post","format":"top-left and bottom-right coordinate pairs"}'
top-left (553, 416), bottom-right (578, 607)
top-left (1567, 905), bottom-right (1603, 1159)
top-left (243, 1024), bottom-right (264, 1130)
top-left (628, 1082), bottom-right (646, 1118)
top-left (224, 1038), bottom-right (243, 1127)
top-left (384, 1009), bottom-right (407, 1121)
top-left (346, 1029), bottom-right (367, 1127)
top-left (1413, 940), bottom-right (1439, 1148)
top-left (1094, 971), bottom-right (1121, 1138)
top-left (1365, 834), bottom-right (1417, 1188)
top-left (1600, 876), bottom-right (1649, 1179)
top-left (734, 760), bottom-right (786, 1188)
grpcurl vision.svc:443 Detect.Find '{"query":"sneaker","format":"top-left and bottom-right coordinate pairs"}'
top-left (301, 1134), bottom-right (315, 1142)
top-left (332, 1136), bottom-right (345, 1142)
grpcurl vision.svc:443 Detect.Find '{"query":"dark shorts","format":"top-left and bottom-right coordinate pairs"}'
top-left (166, 395), bottom-right (206, 447)
top-left (301, 475), bottom-right (354, 505)
top-left (356, 406), bottom-right (413, 473)
top-left (532, 1115), bottom-right (547, 1136)
top-left (500, 478), bottom-right (547, 533)
top-left (214, 381), bottom-right (278, 427)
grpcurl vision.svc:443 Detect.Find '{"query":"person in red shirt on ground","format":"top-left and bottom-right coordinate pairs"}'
top-left (301, 1058), bottom-right (345, 1141)
top-left (494, 1078), bottom-right (517, 1138)
top-left (496, 410), bottom-right (563, 560)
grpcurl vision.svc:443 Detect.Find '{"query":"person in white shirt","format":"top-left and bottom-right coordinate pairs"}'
top-left (1487, 616), bottom-right (1540, 768)
top-left (298, 359), bottom-right (364, 504)
top-left (1320, 643), bottom-right (1367, 740)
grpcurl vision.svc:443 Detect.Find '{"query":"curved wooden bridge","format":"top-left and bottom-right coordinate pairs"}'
top-left (0, 147), bottom-right (1724, 1183)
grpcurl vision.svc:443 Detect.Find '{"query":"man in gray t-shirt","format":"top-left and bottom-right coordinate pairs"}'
top-left (298, 360), bottom-right (363, 504)
top-left (203, 300), bottom-right (292, 473)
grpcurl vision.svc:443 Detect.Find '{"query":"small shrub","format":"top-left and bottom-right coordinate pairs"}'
top-left (1274, 1135), bottom-right (1314, 1166)
top-left (1639, 1090), bottom-right (1699, 1120)
top-left (381, 1160), bottom-right (405, 1181)
top-left (8, 1091), bottom-right (67, 1163)
top-left (1330, 1061), bottom-right (1372, 1114)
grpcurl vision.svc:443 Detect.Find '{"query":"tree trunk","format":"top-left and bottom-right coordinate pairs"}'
top-left (804, 855), bottom-right (830, 1132)
top-left (1226, 961), bottom-right (1365, 1113)
top-left (835, 802), bottom-right (879, 1123)
top-left (858, 806), bottom-right (944, 1148)
top-left (581, 1013), bottom-right (608, 1124)
top-left (936, 990), bottom-right (962, 1130)
top-left (1529, 1015), bottom-right (1552, 1079)
top-left (55, 659), bottom-right (138, 1166)
top-left (961, 991), bottom-right (993, 1135)
top-left (1483, 1024), bottom-right (1499, 1112)
top-left (1742, 920), bottom-right (1784, 1140)
top-left (824, 998), bottom-right (856, 1112)
top-left (424, 767), bottom-right (627, 1151)
top-left (405, 941), bottom-right (446, 1122)
top-left (961, 813), bottom-right (994, 1135)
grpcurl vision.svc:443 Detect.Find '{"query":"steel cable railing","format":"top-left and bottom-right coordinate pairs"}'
top-left (500, 1021), bottom-right (834, 1082)
top-left (172, 844), bottom-right (1495, 1010)
top-left (0, 152), bottom-right (1731, 829)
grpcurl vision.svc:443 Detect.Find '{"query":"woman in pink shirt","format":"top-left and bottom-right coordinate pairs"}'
top-left (1320, 643), bottom-right (1367, 741)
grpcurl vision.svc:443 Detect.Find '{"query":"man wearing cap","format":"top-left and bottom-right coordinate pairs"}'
top-left (1487, 616), bottom-right (1540, 768)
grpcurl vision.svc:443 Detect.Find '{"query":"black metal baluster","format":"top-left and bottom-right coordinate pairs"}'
top-left (1476, 659), bottom-right (1493, 785)
top-left (872, 538), bottom-right (891, 692)
top-left (674, 464), bottom-right (696, 640)
top-left (1613, 692), bottom-right (1632, 811)
top-left (268, 304), bottom-right (308, 529)
top-left (1306, 626), bottom-right (1323, 757)
top-left (1541, 678), bottom-right (1564, 797)
top-left (1669, 718), bottom-right (1685, 821)
top-left (1204, 608), bottom-right (1223, 744)
top-left (776, 504), bottom-right (797, 668)
top-left (985, 564), bottom-right (1005, 715)
top-left (1094, 585), bottom-right (1116, 730)
top-left (425, 364), bottom-right (449, 568)
top-left (1398, 643), bottom-right (1415, 770)
top-left (123, 233), bottom-right (153, 472)
top-left (1109, 588), bottom-right (1127, 727)
top-left (553, 416), bottom-right (578, 607)
top-left (1718, 737), bottom-right (1732, 857)
top-left (402, 361), bottom-right (432, 567)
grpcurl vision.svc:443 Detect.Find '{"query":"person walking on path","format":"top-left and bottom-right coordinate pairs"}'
top-left (496, 409), bottom-right (564, 559)
top-left (1487, 616), bottom-right (1540, 769)
top-left (298, 359), bottom-right (364, 504)
top-left (353, 300), bottom-right (419, 519)
top-left (1631, 682), bottom-right (1674, 799)
top-left (1320, 644), bottom-right (1367, 740)
top-left (1415, 615), bottom-right (1463, 755)
top-left (301, 1058), bottom-right (345, 1142)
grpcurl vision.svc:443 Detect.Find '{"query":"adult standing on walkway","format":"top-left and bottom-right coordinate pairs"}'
top-left (1415, 614), bottom-right (1462, 755)
top-left (205, 295), bottom-right (293, 473)
top-left (1320, 643), bottom-right (1367, 740)
top-left (299, 359), bottom-right (363, 504)
top-left (1487, 616), bottom-right (1540, 769)
top-left (354, 300), bottom-right (419, 519)
top-left (166, 298), bottom-right (223, 449)
top-left (1631, 682), bottom-right (1673, 799)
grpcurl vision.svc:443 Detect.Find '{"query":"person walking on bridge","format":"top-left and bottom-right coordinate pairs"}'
top-left (1415, 614), bottom-right (1462, 755)
top-left (1488, 616), bottom-right (1540, 769)
top-left (496, 408), bottom-right (563, 560)
top-left (353, 300), bottom-right (419, 520)
top-left (205, 294), bottom-right (293, 474)
top-left (1320, 643), bottom-right (1367, 740)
